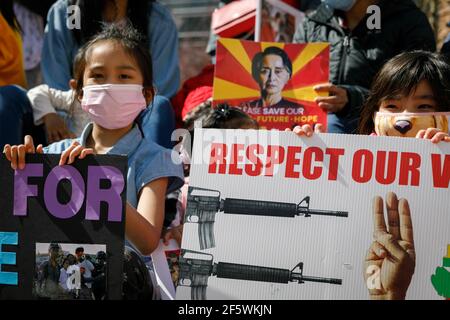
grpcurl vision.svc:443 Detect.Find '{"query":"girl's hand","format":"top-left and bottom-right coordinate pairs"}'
top-left (3, 135), bottom-right (43, 170)
top-left (59, 141), bottom-right (94, 166)
top-left (365, 192), bottom-right (415, 300)
top-left (285, 124), bottom-right (326, 137)
top-left (162, 224), bottom-right (183, 246)
top-left (415, 128), bottom-right (450, 143)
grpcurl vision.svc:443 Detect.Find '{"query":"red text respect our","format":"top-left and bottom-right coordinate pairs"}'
top-left (208, 143), bottom-right (450, 188)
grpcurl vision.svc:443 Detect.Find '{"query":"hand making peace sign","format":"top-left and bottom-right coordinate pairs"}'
top-left (364, 192), bottom-right (416, 300)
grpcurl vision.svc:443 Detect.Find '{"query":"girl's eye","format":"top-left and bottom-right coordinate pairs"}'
top-left (384, 104), bottom-right (398, 109)
top-left (119, 74), bottom-right (131, 79)
top-left (92, 73), bottom-right (104, 79)
top-left (417, 104), bottom-right (434, 110)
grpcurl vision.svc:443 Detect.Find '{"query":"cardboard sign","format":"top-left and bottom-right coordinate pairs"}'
top-left (177, 129), bottom-right (450, 300)
top-left (260, 0), bottom-right (305, 43)
top-left (0, 154), bottom-right (127, 300)
top-left (213, 38), bottom-right (329, 130)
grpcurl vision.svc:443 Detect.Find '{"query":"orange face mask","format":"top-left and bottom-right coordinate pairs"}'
top-left (374, 112), bottom-right (450, 137)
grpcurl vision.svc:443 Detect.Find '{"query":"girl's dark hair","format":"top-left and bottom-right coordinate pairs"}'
top-left (68, 0), bottom-right (154, 45)
top-left (0, 0), bottom-right (21, 32)
top-left (185, 104), bottom-right (259, 170)
top-left (251, 46), bottom-right (292, 81)
top-left (203, 104), bottom-right (259, 129)
top-left (73, 23), bottom-right (154, 99)
top-left (358, 50), bottom-right (450, 135)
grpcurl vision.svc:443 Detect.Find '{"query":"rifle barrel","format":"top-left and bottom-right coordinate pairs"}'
top-left (295, 274), bottom-right (342, 285)
top-left (215, 262), bottom-right (342, 285)
top-left (223, 198), bottom-right (296, 218)
top-left (223, 199), bottom-right (348, 218)
top-left (300, 209), bottom-right (348, 217)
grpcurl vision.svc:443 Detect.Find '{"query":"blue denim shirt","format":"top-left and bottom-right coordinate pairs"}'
top-left (41, 0), bottom-right (180, 98)
top-left (43, 123), bottom-right (184, 207)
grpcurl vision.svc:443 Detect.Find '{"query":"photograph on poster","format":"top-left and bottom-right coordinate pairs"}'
top-left (34, 243), bottom-right (107, 300)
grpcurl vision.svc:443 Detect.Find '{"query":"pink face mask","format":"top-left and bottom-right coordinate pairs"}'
top-left (81, 84), bottom-right (147, 129)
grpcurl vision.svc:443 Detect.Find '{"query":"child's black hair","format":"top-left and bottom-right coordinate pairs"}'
top-left (184, 103), bottom-right (259, 171)
top-left (203, 104), bottom-right (259, 130)
top-left (73, 23), bottom-right (155, 100)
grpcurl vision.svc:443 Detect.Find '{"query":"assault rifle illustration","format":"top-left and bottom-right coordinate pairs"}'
top-left (179, 249), bottom-right (342, 300)
top-left (185, 187), bottom-right (348, 249)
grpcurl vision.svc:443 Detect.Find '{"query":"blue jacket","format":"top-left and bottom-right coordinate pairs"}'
top-left (41, 0), bottom-right (180, 98)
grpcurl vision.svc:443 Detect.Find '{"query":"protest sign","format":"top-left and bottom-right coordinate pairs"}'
top-left (177, 128), bottom-right (450, 300)
top-left (213, 38), bottom-right (329, 130)
top-left (0, 154), bottom-right (127, 300)
top-left (260, 0), bottom-right (305, 43)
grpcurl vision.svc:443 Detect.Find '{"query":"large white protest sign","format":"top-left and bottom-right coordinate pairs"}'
top-left (177, 128), bottom-right (450, 300)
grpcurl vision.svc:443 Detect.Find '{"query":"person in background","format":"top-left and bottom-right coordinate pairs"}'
top-left (42, 0), bottom-right (179, 98)
top-left (75, 247), bottom-right (95, 293)
top-left (13, 0), bottom-right (54, 88)
top-left (441, 22), bottom-right (450, 61)
top-left (293, 0), bottom-right (436, 134)
top-left (27, 50), bottom-right (85, 142)
top-left (0, 0), bottom-right (47, 149)
top-left (36, 242), bottom-right (62, 299)
top-left (298, 0), bottom-right (321, 12)
top-left (64, 254), bottom-right (82, 299)
top-left (91, 251), bottom-right (107, 300)
top-left (0, 0), bottom-right (26, 88)
top-left (59, 257), bottom-right (71, 292)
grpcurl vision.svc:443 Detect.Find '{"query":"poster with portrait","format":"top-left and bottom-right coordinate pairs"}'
top-left (260, 0), bottom-right (305, 43)
top-left (0, 154), bottom-right (127, 300)
top-left (213, 38), bottom-right (329, 130)
top-left (177, 128), bottom-right (450, 300)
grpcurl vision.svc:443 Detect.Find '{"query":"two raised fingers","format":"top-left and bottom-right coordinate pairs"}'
top-left (373, 192), bottom-right (414, 247)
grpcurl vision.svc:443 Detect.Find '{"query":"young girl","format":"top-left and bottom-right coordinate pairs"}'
top-left (293, 50), bottom-right (450, 143)
top-left (290, 50), bottom-right (450, 300)
top-left (3, 24), bottom-right (184, 257)
top-left (358, 50), bottom-right (450, 142)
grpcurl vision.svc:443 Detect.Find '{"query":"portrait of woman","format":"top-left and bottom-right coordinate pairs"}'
top-left (242, 46), bottom-right (303, 109)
